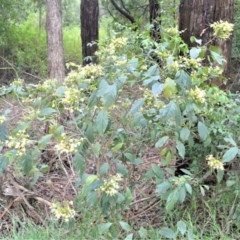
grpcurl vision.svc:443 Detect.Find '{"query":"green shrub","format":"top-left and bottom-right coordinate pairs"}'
top-left (1, 20), bottom-right (240, 238)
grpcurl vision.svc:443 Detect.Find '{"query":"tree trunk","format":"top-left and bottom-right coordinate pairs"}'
top-left (179, 0), bottom-right (234, 76)
top-left (46, 0), bottom-right (65, 82)
top-left (149, 0), bottom-right (161, 42)
top-left (80, 0), bottom-right (99, 66)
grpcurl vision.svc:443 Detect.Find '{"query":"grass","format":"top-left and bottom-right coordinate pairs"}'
top-left (2, 189), bottom-right (240, 240)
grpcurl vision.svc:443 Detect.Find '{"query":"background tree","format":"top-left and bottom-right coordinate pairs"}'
top-left (149, 0), bottom-right (161, 41)
top-left (46, 0), bottom-right (65, 82)
top-left (179, 0), bottom-right (235, 75)
top-left (109, 0), bottom-right (136, 24)
top-left (80, 0), bottom-right (99, 65)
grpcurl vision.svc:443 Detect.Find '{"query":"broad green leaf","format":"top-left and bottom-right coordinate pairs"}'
top-left (98, 223), bottom-right (112, 234)
top-left (222, 147), bottom-right (239, 163)
top-left (111, 142), bottom-right (124, 152)
top-left (176, 140), bottom-right (185, 159)
top-left (185, 183), bottom-right (192, 195)
top-left (124, 153), bottom-right (143, 164)
top-left (128, 58), bottom-right (138, 71)
top-left (226, 179), bottom-right (236, 187)
top-left (152, 82), bottom-right (163, 97)
top-left (217, 170), bottom-right (224, 183)
top-left (40, 108), bottom-right (56, 116)
top-left (210, 51), bottom-right (226, 65)
top-left (95, 110), bottom-right (109, 134)
top-left (56, 86), bottom-right (65, 97)
top-left (166, 189), bottom-right (179, 211)
top-left (85, 174), bottom-right (98, 186)
top-left (138, 227), bottom-right (147, 238)
top-left (190, 36), bottom-right (202, 45)
top-left (0, 156), bottom-right (8, 176)
top-left (158, 101), bottom-right (181, 125)
top-left (85, 124), bottom-right (94, 142)
top-left (23, 151), bottom-right (33, 175)
top-left (124, 234), bottom-right (133, 240)
top-left (180, 168), bottom-right (192, 176)
top-left (130, 98), bottom-right (145, 115)
top-left (156, 181), bottom-right (171, 195)
top-left (155, 136), bottom-right (169, 148)
top-left (124, 152), bottom-right (135, 161)
top-left (178, 186), bottom-right (186, 202)
top-left (0, 124), bottom-right (8, 141)
top-left (73, 153), bottom-right (86, 175)
top-left (100, 163), bottom-right (109, 175)
top-left (93, 142), bottom-right (101, 157)
top-left (116, 74), bottom-right (127, 88)
top-left (159, 227), bottom-right (176, 239)
top-left (119, 221), bottom-right (131, 232)
top-left (224, 136), bottom-right (237, 147)
top-left (144, 64), bottom-right (159, 78)
top-left (143, 75), bottom-right (160, 86)
top-left (187, 229), bottom-right (195, 240)
top-left (180, 127), bottom-right (190, 142)
top-left (124, 187), bottom-right (133, 203)
top-left (177, 220), bottom-right (187, 236)
top-left (49, 124), bottom-right (64, 138)
top-left (163, 78), bottom-right (177, 98)
top-left (40, 164), bottom-right (50, 174)
top-left (116, 162), bottom-right (128, 176)
top-left (131, 158), bottom-right (143, 165)
top-left (98, 80), bottom-right (117, 107)
top-left (190, 47), bottom-right (202, 59)
top-left (200, 186), bottom-right (205, 196)
top-left (38, 134), bottom-right (52, 149)
top-left (87, 190), bottom-right (98, 207)
top-left (198, 122), bottom-right (209, 141)
top-left (151, 164), bottom-right (164, 179)
top-left (176, 70), bottom-right (191, 91)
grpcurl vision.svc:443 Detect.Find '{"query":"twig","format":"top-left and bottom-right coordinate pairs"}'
top-left (130, 195), bottom-right (157, 206)
top-left (0, 196), bottom-right (21, 220)
top-left (129, 199), bottom-right (161, 220)
top-left (0, 56), bottom-right (19, 79)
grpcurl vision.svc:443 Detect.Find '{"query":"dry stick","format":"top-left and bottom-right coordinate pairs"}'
top-left (0, 196), bottom-right (52, 221)
top-left (0, 196), bottom-right (21, 220)
top-left (33, 196), bottom-right (52, 206)
top-left (0, 56), bottom-right (19, 79)
top-left (129, 199), bottom-right (161, 220)
top-left (130, 195), bottom-right (157, 206)
top-left (9, 177), bottom-right (34, 210)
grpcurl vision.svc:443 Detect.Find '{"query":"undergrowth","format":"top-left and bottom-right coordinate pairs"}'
top-left (1, 21), bottom-right (240, 239)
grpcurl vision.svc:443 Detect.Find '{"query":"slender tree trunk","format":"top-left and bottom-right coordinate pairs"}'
top-left (46, 0), bottom-right (65, 82)
top-left (179, 0), bottom-right (234, 76)
top-left (149, 0), bottom-right (161, 42)
top-left (80, 0), bottom-right (99, 66)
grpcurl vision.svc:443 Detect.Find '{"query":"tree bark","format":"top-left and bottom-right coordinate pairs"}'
top-left (179, 0), bottom-right (234, 76)
top-left (80, 0), bottom-right (99, 66)
top-left (149, 0), bottom-right (161, 41)
top-left (46, 0), bottom-right (65, 82)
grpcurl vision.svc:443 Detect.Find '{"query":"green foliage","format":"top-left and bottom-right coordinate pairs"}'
top-left (1, 18), bottom-right (240, 238)
top-left (63, 26), bottom-right (82, 64)
top-left (5, 14), bottom-right (48, 78)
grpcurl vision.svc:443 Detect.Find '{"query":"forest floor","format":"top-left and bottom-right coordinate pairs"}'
top-left (0, 96), bottom-right (164, 237)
